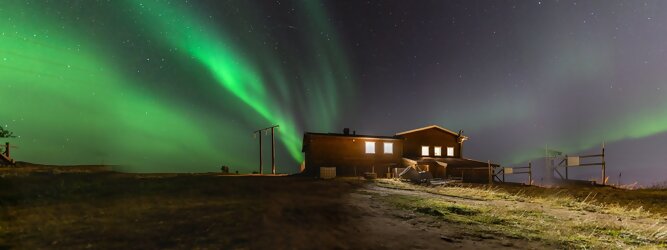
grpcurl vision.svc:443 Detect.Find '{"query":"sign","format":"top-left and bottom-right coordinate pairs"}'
top-left (504, 168), bottom-right (513, 174)
top-left (567, 156), bottom-right (580, 166)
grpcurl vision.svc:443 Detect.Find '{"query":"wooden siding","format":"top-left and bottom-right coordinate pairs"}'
top-left (303, 134), bottom-right (403, 177)
top-left (398, 127), bottom-right (462, 159)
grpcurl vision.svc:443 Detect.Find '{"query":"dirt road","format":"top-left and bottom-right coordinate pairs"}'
top-left (345, 182), bottom-right (550, 249)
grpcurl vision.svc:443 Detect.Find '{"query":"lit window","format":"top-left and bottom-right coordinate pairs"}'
top-left (365, 141), bottom-right (376, 154)
top-left (384, 142), bottom-right (393, 154)
top-left (421, 146), bottom-right (429, 156)
top-left (447, 147), bottom-right (454, 156)
top-left (434, 146), bottom-right (442, 156)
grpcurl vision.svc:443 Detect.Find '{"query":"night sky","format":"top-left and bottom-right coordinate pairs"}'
top-left (2, 1), bottom-right (666, 185)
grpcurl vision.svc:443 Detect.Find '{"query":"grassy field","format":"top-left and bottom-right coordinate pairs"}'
top-left (0, 170), bottom-right (363, 249)
top-left (374, 179), bottom-right (667, 249)
top-left (1, 166), bottom-right (666, 249)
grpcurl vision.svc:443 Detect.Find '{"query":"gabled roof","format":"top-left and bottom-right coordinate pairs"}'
top-left (395, 125), bottom-right (461, 137)
top-left (304, 132), bottom-right (400, 140)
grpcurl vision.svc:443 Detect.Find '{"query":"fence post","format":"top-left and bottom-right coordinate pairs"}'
top-left (488, 160), bottom-right (492, 185)
top-left (601, 142), bottom-right (606, 185)
top-left (502, 167), bottom-right (505, 182)
top-left (565, 155), bottom-right (570, 180)
top-left (528, 162), bottom-right (532, 185)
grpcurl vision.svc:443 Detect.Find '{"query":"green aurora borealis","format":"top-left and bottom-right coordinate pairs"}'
top-left (2, 1), bottom-right (667, 183)
top-left (1, 0), bottom-right (352, 172)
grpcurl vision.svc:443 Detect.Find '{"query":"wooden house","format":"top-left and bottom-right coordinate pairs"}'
top-left (301, 125), bottom-right (499, 182)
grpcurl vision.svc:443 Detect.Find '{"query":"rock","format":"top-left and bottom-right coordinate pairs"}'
top-left (440, 235), bottom-right (458, 243)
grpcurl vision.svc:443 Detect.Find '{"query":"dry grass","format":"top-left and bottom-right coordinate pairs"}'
top-left (0, 172), bottom-right (364, 249)
top-left (376, 179), bottom-right (667, 216)
top-left (2, 169), bottom-right (665, 249)
top-left (647, 181), bottom-right (667, 190)
top-left (375, 179), bottom-right (667, 249)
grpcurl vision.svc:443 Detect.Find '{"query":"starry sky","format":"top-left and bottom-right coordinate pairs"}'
top-left (2, 0), bottom-right (666, 185)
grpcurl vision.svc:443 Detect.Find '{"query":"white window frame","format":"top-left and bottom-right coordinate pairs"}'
top-left (447, 147), bottom-right (455, 157)
top-left (365, 141), bottom-right (376, 154)
top-left (434, 146), bottom-right (442, 156)
top-left (421, 146), bottom-right (429, 156)
top-left (383, 142), bottom-right (393, 154)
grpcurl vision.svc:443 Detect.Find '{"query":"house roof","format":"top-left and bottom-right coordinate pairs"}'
top-left (395, 125), bottom-right (465, 138)
top-left (304, 132), bottom-right (400, 140)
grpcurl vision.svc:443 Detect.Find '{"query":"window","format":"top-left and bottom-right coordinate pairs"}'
top-left (447, 147), bottom-right (455, 157)
top-left (434, 146), bottom-right (442, 156)
top-left (384, 142), bottom-right (393, 154)
top-left (365, 141), bottom-right (376, 154)
top-left (421, 146), bottom-right (429, 156)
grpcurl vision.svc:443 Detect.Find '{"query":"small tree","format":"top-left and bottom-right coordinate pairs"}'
top-left (0, 126), bottom-right (15, 138)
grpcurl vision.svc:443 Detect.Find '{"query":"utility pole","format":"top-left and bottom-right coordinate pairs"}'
top-left (254, 129), bottom-right (263, 174)
top-left (271, 126), bottom-right (276, 175)
top-left (545, 144), bottom-right (550, 184)
top-left (253, 125), bottom-right (279, 175)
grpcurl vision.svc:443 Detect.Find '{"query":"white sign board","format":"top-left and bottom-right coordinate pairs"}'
top-left (567, 156), bottom-right (580, 166)
top-left (504, 168), bottom-right (513, 174)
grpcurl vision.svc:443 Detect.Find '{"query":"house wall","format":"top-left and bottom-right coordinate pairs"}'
top-left (303, 134), bottom-right (403, 177)
top-left (398, 128), bottom-right (462, 159)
